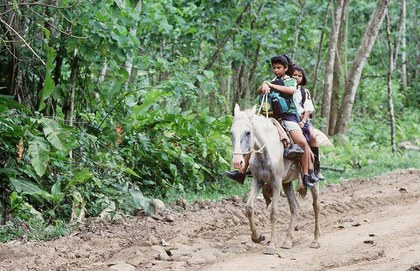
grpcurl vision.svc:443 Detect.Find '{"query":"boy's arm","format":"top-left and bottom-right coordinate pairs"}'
top-left (257, 82), bottom-right (270, 94)
top-left (268, 76), bottom-right (296, 95)
top-left (266, 82), bottom-right (295, 95)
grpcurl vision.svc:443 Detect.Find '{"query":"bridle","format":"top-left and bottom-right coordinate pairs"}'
top-left (232, 94), bottom-right (270, 156)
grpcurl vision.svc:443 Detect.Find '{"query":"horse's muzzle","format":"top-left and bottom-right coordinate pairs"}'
top-left (232, 153), bottom-right (244, 169)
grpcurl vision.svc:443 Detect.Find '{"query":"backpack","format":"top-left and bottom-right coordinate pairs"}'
top-left (259, 78), bottom-right (291, 120)
top-left (259, 92), bottom-right (289, 119)
top-left (300, 87), bottom-right (306, 107)
top-left (299, 87), bottom-right (314, 118)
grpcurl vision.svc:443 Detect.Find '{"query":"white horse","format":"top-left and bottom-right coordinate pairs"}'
top-left (230, 104), bottom-right (320, 255)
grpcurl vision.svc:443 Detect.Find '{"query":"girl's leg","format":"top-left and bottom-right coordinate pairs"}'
top-left (290, 130), bottom-right (315, 189)
top-left (309, 126), bottom-right (325, 180)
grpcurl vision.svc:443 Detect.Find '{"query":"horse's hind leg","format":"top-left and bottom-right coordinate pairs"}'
top-left (246, 180), bottom-right (264, 243)
top-left (310, 184), bottom-right (321, 248)
top-left (281, 181), bottom-right (298, 249)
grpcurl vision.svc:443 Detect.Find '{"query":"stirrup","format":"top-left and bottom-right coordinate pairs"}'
top-left (284, 144), bottom-right (304, 161)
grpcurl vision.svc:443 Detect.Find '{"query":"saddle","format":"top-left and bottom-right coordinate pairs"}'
top-left (269, 117), bottom-right (304, 161)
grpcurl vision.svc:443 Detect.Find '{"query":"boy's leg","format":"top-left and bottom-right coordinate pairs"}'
top-left (282, 121), bottom-right (304, 160)
top-left (225, 153), bottom-right (250, 184)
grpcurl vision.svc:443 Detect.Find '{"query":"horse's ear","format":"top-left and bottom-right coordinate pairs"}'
top-left (248, 105), bottom-right (257, 117)
top-left (234, 104), bottom-right (240, 116)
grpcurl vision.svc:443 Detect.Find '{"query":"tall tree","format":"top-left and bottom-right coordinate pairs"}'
top-left (334, 0), bottom-right (391, 134)
top-left (329, 0), bottom-right (349, 135)
top-left (385, 14), bottom-right (396, 152)
top-left (400, 0), bottom-right (407, 94)
top-left (320, 0), bottom-right (345, 134)
top-left (311, 0), bottom-right (332, 101)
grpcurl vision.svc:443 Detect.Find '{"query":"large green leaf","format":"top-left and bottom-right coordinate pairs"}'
top-left (38, 40), bottom-right (57, 111)
top-left (132, 89), bottom-right (169, 116)
top-left (65, 169), bottom-right (92, 190)
top-left (27, 136), bottom-right (50, 177)
top-left (43, 126), bottom-right (65, 151)
top-left (116, 165), bottom-right (140, 178)
top-left (9, 178), bottom-right (52, 203)
top-left (9, 178), bottom-right (44, 194)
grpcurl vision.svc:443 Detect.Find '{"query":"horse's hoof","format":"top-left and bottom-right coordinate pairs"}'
top-left (251, 235), bottom-right (265, 243)
top-left (263, 246), bottom-right (276, 255)
top-left (281, 239), bottom-right (293, 249)
top-left (310, 240), bottom-right (320, 249)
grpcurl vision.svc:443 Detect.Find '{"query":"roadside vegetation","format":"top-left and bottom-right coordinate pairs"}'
top-left (1, 0), bottom-right (418, 242)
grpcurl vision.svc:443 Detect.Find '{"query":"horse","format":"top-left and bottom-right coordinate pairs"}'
top-left (230, 103), bottom-right (320, 255)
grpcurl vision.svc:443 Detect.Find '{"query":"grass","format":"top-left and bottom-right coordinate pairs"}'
top-left (0, 219), bottom-right (71, 243)
top-left (319, 146), bottom-right (420, 185)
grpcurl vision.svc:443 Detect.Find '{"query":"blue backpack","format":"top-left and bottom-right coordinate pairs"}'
top-left (259, 78), bottom-right (291, 119)
top-left (259, 92), bottom-right (289, 117)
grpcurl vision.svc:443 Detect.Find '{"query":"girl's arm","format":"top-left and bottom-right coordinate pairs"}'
top-left (301, 111), bottom-right (311, 123)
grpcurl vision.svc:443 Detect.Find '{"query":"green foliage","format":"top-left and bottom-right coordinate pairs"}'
top-left (122, 89), bottom-right (232, 197)
top-left (0, 218), bottom-right (71, 242)
top-left (1, 0), bottom-right (419, 242)
top-left (320, 107), bottom-right (420, 183)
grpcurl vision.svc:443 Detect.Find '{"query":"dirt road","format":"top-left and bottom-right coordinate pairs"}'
top-left (1, 169), bottom-right (419, 271)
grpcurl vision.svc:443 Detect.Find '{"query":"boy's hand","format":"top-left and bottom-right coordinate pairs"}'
top-left (261, 81), bottom-right (271, 94)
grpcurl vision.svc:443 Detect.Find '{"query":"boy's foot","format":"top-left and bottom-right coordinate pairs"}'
top-left (308, 170), bottom-right (319, 183)
top-left (284, 144), bottom-right (304, 161)
top-left (303, 175), bottom-right (315, 189)
top-left (225, 170), bottom-right (246, 184)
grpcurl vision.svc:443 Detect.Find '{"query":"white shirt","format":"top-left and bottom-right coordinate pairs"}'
top-left (293, 86), bottom-right (315, 116)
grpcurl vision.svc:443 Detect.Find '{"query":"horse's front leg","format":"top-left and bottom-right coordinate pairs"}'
top-left (281, 181), bottom-right (298, 249)
top-left (246, 179), bottom-right (264, 243)
top-left (264, 181), bottom-right (281, 255)
top-left (310, 184), bottom-right (321, 248)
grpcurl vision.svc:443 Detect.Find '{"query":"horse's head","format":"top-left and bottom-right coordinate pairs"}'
top-left (230, 104), bottom-right (257, 169)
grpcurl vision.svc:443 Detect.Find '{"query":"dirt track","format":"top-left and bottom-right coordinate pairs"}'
top-left (1, 169), bottom-right (419, 271)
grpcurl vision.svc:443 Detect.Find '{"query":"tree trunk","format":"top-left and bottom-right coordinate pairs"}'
top-left (125, 0), bottom-right (142, 85)
top-left (415, 2), bottom-right (420, 84)
top-left (291, 0), bottom-right (306, 61)
top-left (334, 0), bottom-right (391, 134)
top-left (329, 0), bottom-right (349, 134)
top-left (385, 14), bottom-right (396, 153)
top-left (320, 0), bottom-right (344, 134)
top-left (66, 53), bottom-right (78, 127)
top-left (400, 0), bottom-right (407, 95)
top-left (311, 0), bottom-right (332, 101)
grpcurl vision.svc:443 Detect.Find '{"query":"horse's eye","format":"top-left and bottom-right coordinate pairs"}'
top-left (245, 131), bottom-right (251, 136)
